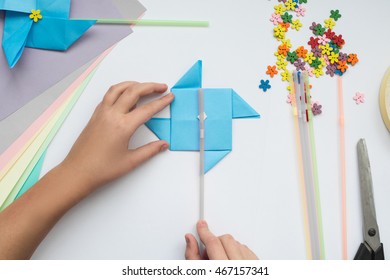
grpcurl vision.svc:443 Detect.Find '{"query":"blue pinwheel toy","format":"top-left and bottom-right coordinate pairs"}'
top-left (0, 0), bottom-right (96, 68)
top-left (146, 60), bottom-right (260, 173)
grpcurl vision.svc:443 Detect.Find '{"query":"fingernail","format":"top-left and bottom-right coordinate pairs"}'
top-left (160, 143), bottom-right (169, 152)
top-left (198, 220), bottom-right (208, 228)
top-left (185, 236), bottom-right (190, 244)
top-left (165, 92), bottom-right (174, 99)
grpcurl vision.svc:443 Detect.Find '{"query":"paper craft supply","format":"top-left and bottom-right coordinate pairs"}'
top-left (354, 139), bottom-right (385, 260)
top-left (338, 76), bottom-right (348, 260)
top-left (353, 92), bottom-right (364, 105)
top-left (146, 60), bottom-right (260, 173)
top-left (267, 2), bottom-right (359, 259)
top-left (0, 67), bottom-right (98, 210)
top-left (0, 48), bottom-right (110, 209)
top-left (0, 47), bottom-right (109, 173)
top-left (305, 75), bottom-right (325, 259)
top-left (0, 0), bottom-right (96, 68)
top-left (294, 72), bottom-right (320, 259)
top-left (0, 60), bottom-right (93, 154)
top-left (78, 18), bottom-right (209, 27)
top-left (112, 0), bottom-right (146, 19)
top-left (7, 70), bottom-right (97, 208)
top-left (267, 1), bottom-right (358, 107)
top-left (0, 0), bottom-right (144, 120)
top-left (379, 67), bottom-right (390, 132)
top-left (291, 71), bottom-right (325, 260)
top-left (198, 88), bottom-right (205, 220)
top-left (198, 88), bottom-right (205, 255)
top-left (289, 77), bottom-right (312, 259)
top-left (15, 151), bottom-right (46, 199)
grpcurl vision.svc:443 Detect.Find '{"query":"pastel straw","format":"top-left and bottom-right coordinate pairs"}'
top-left (76, 18), bottom-right (209, 27)
top-left (304, 73), bottom-right (325, 259)
top-left (290, 75), bottom-right (312, 259)
top-left (1, 70), bottom-right (97, 209)
top-left (292, 71), bottom-right (325, 259)
top-left (338, 76), bottom-right (348, 260)
top-left (297, 74), bottom-right (320, 259)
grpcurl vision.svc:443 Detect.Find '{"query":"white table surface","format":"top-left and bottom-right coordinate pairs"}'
top-left (34, 0), bottom-right (390, 259)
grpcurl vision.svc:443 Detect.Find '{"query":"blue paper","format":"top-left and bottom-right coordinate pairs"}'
top-left (0, 0), bottom-right (36, 13)
top-left (146, 60), bottom-right (260, 173)
top-left (1, 0), bottom-right (96, 68)
top-left (15, 151), bottom-right (46, 199)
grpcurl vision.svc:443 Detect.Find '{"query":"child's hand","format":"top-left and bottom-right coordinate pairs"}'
top-left (60, 82), bottom-right (174, 191)
top-left (185, 220), bottom-right (258, 260)
top-left (0, 82), bottom-right (174, 260)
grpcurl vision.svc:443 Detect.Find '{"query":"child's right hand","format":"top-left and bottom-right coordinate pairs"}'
top-left (185, 220), bottom-right (258, 260)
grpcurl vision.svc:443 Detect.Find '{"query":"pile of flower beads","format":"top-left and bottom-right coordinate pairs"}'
top-left (261, 0), bottom-right (360, 114)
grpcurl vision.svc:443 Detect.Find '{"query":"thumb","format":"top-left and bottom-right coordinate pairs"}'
top-left (184, 234), bottom-right (201, 260)
top-left (196, 220), bottom-right (228, 260)
top-left (128, 140), bottom-right (169, 168)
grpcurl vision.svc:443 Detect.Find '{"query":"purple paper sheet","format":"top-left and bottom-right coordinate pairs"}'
top-left (0, 0), bottom-right (146, 120)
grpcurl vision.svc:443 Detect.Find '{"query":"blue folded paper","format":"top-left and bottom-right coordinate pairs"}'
top-left (0, 0), bottom-right (96, 68)
top-left (146, 60), bottom-right (260, 173)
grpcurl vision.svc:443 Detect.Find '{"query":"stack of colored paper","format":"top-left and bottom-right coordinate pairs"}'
top-left (0, 0), bottom-right (146, 211)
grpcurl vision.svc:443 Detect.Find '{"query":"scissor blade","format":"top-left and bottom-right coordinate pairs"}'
top-left (357, 139), bottom-right (381, 252)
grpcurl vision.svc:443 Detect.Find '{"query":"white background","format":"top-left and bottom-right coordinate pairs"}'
top-left (35, 0), bottom-right (390, 259)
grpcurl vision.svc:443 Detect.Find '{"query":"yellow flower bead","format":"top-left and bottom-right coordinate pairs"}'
top-left (324, 18), bottom-right (336, 29)
top-left (281, 70), bottom-right (291, 81)
top-left (29, 9), bottom-right (42, 22)
top-left (282, 39), bottom-right (292, 48)
top-left (274, 4), bottom-right (286, 15)
top-left (276, 59), bottom-right (288, 70)
top-left (313, 68), bottom-right (324, 78)
top-left (328, 52), bottom-right (339, 64)
top-left (291, 19), bottom-right (302, 31)
top-left (284, 0), bottom-right (296, 11)
top-left (304, 52), bottom-right (314, 64)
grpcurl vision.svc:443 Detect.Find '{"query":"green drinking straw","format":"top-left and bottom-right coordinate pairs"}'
top-left (76, 19), bottom-right (209, 27)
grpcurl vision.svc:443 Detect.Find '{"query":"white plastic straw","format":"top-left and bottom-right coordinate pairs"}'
top-left (198, 88), bottom-right (205, 221)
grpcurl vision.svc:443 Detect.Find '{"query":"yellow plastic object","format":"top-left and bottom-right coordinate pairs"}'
top-left (379, 67), bottom-right (390, 132)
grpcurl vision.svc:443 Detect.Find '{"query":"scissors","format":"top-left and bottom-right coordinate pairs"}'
top-left (354, 139), bottom-right (385, 260)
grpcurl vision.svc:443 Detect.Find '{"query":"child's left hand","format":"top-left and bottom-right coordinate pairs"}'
top-left (60, 81), bottom-right (174, 192)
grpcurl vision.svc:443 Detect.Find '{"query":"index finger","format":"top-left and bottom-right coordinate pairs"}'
top-left (126, 93), bottom-right (174, 131)
top-left (197, 220), bottom-right (228, 260)
top-left (114, 82), bottom-right (168, 113)
top-left (102, 81), bottom-right (138, 106)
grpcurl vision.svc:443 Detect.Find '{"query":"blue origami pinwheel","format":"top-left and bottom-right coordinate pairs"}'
top-left (146, 60), bottom-right (260, 173)
top-left (0, 0), bottom-right (96, 68)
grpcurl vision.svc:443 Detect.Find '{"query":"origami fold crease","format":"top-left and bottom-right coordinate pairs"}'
top-left (0, 0), bottom-right (96, 68)
top-left (146, 60), bottom-right (260, 173)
